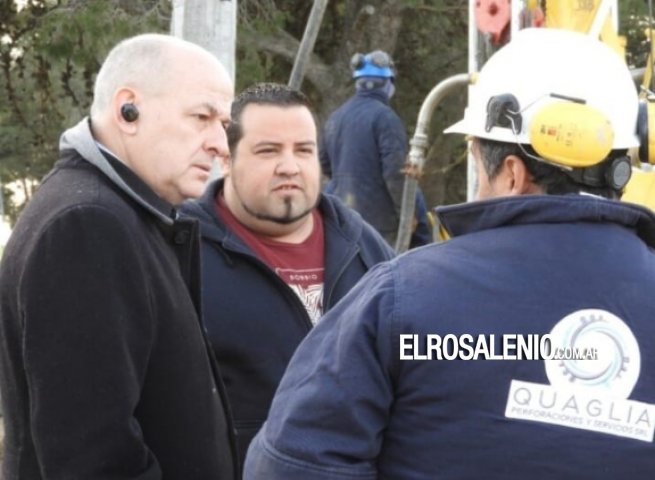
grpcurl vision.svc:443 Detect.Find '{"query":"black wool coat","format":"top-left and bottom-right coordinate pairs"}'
top-left (0, 119), bottom-right (236, 479)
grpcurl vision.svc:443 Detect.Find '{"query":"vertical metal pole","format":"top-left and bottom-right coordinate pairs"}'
top-left (0, 183), bottom-right (5, 219)
top-left (171, 0), bottom-right (238, 181)
top-left (288, 0), bottom-right (328, 90)
top-left (588, 0), bottom-right (616, 38)
top-left (610, 0), bottom-right (619, 31)
top-left (170, 0), bottom-right (185, 37)
top-left (395, 74), bottom-right (471, 252)
top-left (174, 0), bottom-right (238, 84)
top-left (466, 0), bottom-right (478, 201)
top-left (510, 0), bottom-right (523, 39)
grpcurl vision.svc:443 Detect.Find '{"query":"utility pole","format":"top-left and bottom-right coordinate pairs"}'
top-left (171, 0), bottom-right (237, 180)
top-left (170, 0), bottom-right (237, 84)
top-left (288, 0), bottom-right (328, 90)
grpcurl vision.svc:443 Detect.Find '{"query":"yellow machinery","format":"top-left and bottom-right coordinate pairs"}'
top-left (475, 0), bottom-right (655, 207)
top-left (545, 0), bottom-right (625, 57)
top-left (397, 0), bottom-right (655, 251)
top-left (527, 1), bottom-right (655, 212)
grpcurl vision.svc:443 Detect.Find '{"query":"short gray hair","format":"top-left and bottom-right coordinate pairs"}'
top-left (90, 34), bottom-right (194, 118)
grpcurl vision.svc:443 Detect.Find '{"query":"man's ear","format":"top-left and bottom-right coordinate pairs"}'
top-left (501, 154), bottom-right (541, 195)
top-left (113, 88), bottom-right (139, 134)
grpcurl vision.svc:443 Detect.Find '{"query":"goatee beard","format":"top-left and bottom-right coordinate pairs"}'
top-left (242, 197), bottom-right (314, 225)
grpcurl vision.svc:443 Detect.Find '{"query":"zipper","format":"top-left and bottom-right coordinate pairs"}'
top-left (324, 246), bottom-right (360, 309)
top-left (221, 242), bottom-right (315, 332)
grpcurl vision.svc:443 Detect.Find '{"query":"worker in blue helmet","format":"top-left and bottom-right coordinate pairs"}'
top-left (352, 50), bottom-right (395, 79)
top-left (319, 50), bottom-right (430, 247)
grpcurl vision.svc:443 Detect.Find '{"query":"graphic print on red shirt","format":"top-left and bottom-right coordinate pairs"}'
top-left (216, 194), bottom-right (326, 325)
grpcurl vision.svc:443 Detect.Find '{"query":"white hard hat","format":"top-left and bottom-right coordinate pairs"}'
top-left (445, 28), bottom-right (639, 167)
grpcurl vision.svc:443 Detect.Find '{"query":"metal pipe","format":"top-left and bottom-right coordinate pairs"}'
top-left (467, 0), bottom-right (479, 203)
top-left (288, 0), bottom-right (328, 90)
top-left (394, 73), bottom-right (472, 253)
top-left (588, 0), bottom-right (615, 38)
top-left (468, 0), bottom-right (478, 75)
top-left (510, 0), bottom-right (523, 40)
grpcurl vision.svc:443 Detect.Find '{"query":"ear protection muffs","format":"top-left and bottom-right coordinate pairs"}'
top-left (367, 50), bottom-right (394, 69)
top-left (564, 154), bottom-right (632, 190)
top-left (350, 51), bottom-right (394, 71)
top-left (350, 50), bottom-right (396, 77)
top-left (485, 93), bottom-right (631, 189)
top-left (529, 100), bottom-right (614, 168)
top-left (605, 155), bottom-right (633, 190)
top-left (486, 93), bottom-right (614, 167)
top-left (350, 53), bottom-right (366, 71)
top-left (120, 103), bottom-right (139, 123)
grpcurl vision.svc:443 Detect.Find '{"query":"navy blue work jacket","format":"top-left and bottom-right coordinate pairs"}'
top-left (246, 194), bottom-right (655, 479)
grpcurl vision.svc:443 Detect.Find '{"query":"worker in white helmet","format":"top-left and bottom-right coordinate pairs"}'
top-left (244, 28), bottom-right (655, 479)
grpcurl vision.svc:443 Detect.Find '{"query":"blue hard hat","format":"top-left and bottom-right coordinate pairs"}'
top-left (351, 50), bottom-right (395, 79)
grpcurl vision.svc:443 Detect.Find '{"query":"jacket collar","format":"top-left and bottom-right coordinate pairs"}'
top-left (436, 194), bottom-right (655, 248)
top-left (184, 179), bottom-right (364, 249)
top-left (59, 117), bottom-right (177, 225)
top-left (100, 149), bottom-right (176, 220)
top-left (181, 179), bottom-right (369, 307)
top-left (355, 87), bottom-right (389, 104)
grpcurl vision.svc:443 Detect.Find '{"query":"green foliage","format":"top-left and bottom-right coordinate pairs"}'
top-left (0, 0), bottom-right (170, 224)
top-left (1, 0), bottom-right (654, 224)
top-left (393, 1), bottom-right (469, 204)
top-left (620, 0), bottom-right (650, 69)
top-left (235, 0), bottom-right (296, 90)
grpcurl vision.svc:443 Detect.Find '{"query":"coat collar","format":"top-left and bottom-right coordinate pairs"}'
top-left (354, 87), bottom-right (390, 104)
top-left (100, 149), bottom-right (176, 220)
top-left (436, 194), bottom-right (655, 248)
top-left (59, 117), bottom-right (177, 225)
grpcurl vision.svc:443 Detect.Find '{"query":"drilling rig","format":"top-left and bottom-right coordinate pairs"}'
top-left (396, 0), bottom-right (655, 252)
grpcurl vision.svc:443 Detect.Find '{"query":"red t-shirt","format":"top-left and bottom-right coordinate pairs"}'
top-left (215, 194), bottom-right (326, 325)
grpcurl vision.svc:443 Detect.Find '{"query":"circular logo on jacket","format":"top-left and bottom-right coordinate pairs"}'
top-left (544, 309), bottom-right (640, 398)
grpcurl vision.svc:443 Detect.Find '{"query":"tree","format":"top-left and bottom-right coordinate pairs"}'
top-left (236, 0), bottom-right (470, 207)
top-left (0, 0), bottom-right (170, 223)
top-left (0, 0), bottom-right (652, 223)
